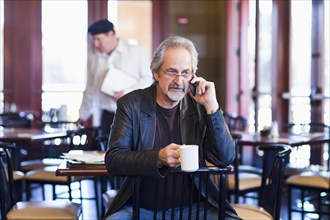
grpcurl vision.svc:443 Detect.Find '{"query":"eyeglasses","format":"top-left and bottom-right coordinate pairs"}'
top-left (159, 67), bottom-right (192, 78)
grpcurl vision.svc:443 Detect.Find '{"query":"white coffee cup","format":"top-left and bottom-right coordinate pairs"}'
top-left (179, 145), bottom-right (199, 172)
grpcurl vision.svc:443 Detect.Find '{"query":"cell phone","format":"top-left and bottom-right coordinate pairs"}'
top-left (190, 82), bottom-right (198, 96)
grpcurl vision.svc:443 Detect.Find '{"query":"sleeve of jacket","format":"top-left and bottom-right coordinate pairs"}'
top-left (104, 92), bottom-right (161, 177)
top-left (203, 109), bottom-right (236, 167)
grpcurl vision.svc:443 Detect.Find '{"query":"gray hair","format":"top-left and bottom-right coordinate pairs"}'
top-left (150, 36), bottom-right (199, 75)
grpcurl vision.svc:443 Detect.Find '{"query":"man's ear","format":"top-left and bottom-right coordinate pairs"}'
top-left (153, 71), bottom-right (159, 81)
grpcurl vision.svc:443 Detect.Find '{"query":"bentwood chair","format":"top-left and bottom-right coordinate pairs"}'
top-left (0, 112), bottom-right (34, 128)
top-left (0, 112), bottom-right (34, 166)
top-left (95, 134), bottom-right (125, 215)
top-left (232, 144), bottom-right (292, 220)
top-left (222, 113), bottom-right (262, 203)
top-left (227, 133), bottom-right (262, 203)
top-left (0, 148), bottom-right (81, 220)
top-left (284, 123), bottom-right (330, 219)
top-left (131, 166), bottom-right (232, 220)
top-left (286, 170), bottom-right (329, 220)
top-left (0, 142), bottom-right (25, 202)
top-left (24, 126), bottom-right (101, 201)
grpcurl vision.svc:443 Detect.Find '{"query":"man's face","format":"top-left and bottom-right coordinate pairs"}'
top-left (154, 47), bottom-right (193, 108)
top-left (91, 31), bottom-right (116, 54)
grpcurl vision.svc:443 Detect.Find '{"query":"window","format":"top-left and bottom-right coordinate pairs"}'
top-left (289, 0), bottom-right (312, 124)
top-left (288, 0), bottom-right (329, 168)
top-left (248, 0), bottom-right (273, 132)
top-left (41, 0), bottom-right (87, 122)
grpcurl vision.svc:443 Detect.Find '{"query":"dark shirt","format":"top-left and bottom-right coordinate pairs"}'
top-left (139, 103), bottom-right (198, 209)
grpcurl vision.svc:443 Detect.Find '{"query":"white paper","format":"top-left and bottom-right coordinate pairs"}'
top-left (101, 66), bottom-right (137, 96)
top-left (62, 150), bottom-right (105, 164)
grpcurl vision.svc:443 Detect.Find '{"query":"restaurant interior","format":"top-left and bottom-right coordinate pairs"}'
top-left (0, 0), bottom-right (329, 219)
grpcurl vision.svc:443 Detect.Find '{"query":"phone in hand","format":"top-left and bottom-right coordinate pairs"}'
top-left (190, 82), bottom-right (198, 96)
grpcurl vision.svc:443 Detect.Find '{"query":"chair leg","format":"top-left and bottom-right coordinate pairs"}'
top-left (288, 186), bottom-right (292, 220)
top-left (79, 181), bottom-right (83, 200)
top-left (68, 183), bottom-right (72, 201)
top-left (52, 184), bottom-right (56, 200)
top-left (300, 189), bottom-right (305, 220)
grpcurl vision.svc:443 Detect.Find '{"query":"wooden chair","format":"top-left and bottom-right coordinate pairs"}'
top-left (0, 112), bottom-right (34, 165)
top-left (0, 148), bottom-right (81, 220)
top-left (286, 170), bottom-right (329, 220)
top-left (227, 133), bottom-right (262, 203)
top-left (223, 112), bottom-right (262, 203)
top-left (0, 142), bottom-right (25, 202)
top-left (232, 143), bottom-right (292, 220)
top-left (131, 166), bottom-right (232, 220)
top-left (284, 123), bottom-right (329, 219)
top-left (0, 112), bottom-right (34, 128)
top-left (94, 134), bottom-right (125, 216)
top-left (23, 126), bottom-right (101, 201)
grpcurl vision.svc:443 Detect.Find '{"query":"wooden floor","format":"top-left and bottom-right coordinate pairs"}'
top-left (28, 180), bottom-right (326, 220)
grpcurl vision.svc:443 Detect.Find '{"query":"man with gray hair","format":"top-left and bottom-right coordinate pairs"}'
top-left (104, 36), bottom-right (241, 219)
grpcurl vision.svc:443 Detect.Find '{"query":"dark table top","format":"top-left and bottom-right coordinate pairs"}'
top-left (234, 131), bottom-right (330, 147)
top-left (0, 127), bottom-right (68, 144)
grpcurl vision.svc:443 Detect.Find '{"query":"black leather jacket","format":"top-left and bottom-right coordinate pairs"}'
top-left (104, 83), bottom-right (237, 218)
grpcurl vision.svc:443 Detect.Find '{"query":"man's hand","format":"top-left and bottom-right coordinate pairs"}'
top-left (158, 143), bottom-right (180, 168)
top-left (189, 77), bottom-right (219, 114)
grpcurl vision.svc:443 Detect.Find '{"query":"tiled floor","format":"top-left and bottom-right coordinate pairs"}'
top-left (28, 180), bottom-right (328, 220)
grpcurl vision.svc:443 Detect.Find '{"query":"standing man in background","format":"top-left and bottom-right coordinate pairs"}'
top-left (77, 19), bottom-right (153, 135)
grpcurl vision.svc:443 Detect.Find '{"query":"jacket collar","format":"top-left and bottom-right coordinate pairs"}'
top-left (140, 83), bottom-right (197, 119)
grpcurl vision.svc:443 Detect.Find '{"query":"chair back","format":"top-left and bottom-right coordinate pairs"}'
top-left (230, 133), bottom-right (244, 202)
top-left (223, 113), bottom-right (248, 132)
top-left (257, 144), bottom-right (291, 220)
top-left (41, 125), bottom-right (101, 158)
top-left (67, 126), bottom-right (101, 150)
top-left (42, 121), bottom-right (78, 130)
top-left (0, 143), bottom-right (17, 219)
top-left (0, 112), bottom-right (34, 128)
top-left (131, 166), bottom-right (232, 220)
top-left (95, 134), bottom-right (110, 152)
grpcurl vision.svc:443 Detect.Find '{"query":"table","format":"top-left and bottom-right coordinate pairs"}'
top-left (56, 158), bottom-right (108, 219)
top-left (0, 127), bottom-right (68, 168)
top-left (0, 127), bottom-right (68, 144)
top-left (234, 131), bottom-right (330, 169)
top-left (235, 131), bottom-right (330, 146)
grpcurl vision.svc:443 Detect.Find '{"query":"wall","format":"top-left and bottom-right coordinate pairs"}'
top-left (168, 0), bottom-right (228, 108)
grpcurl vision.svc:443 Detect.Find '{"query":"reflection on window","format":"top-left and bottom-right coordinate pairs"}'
top-left (42, 0), bottom-right (87, 121)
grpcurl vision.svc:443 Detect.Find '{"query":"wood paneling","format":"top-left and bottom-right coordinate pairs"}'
top-left (4, 0), bottom-right (42, 125)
